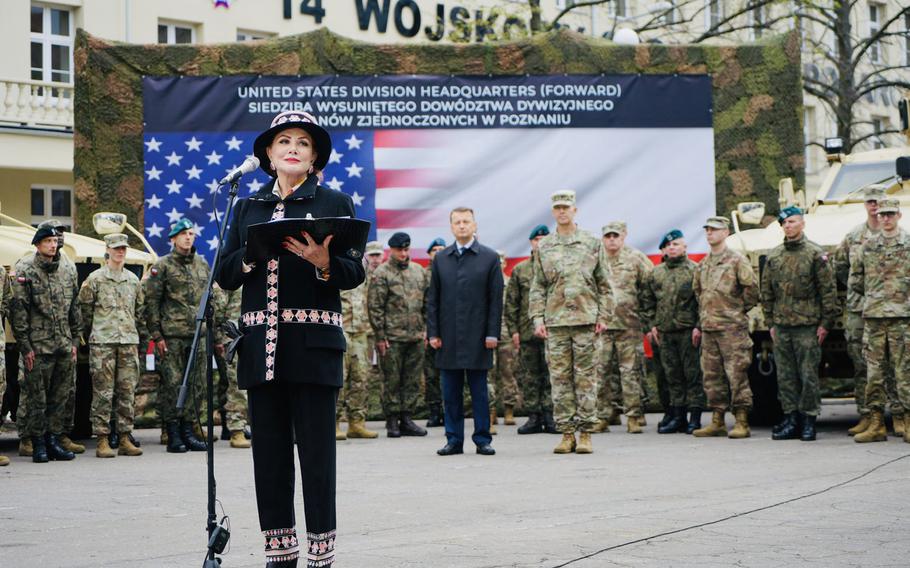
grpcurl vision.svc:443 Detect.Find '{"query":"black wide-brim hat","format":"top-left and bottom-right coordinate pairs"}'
top-left (253, 111), bottom-right (332, 177)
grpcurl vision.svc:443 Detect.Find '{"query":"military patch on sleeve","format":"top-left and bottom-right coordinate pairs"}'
top-left (348, 248), bottom-right (362, 259)
top-left (150, 267), bottom-right (159, 277)
top-left (16, 276), bottom-right (27, 284)
top-left (820, 253), bottom-right (828, 263)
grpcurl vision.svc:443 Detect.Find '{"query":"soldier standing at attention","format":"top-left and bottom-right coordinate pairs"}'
top-left (692, 216), bottom-right (759, 439)
top-left (596, 221), bottom-right (652, 434)
top-left (10, 225), bottom-right (82, 463)
top-left (530, 191), bottom-right (612, 454)
top-left (212, 284), bottom-right (252, 448)
top-left (368, 232), bottom-right (429, 438)
top-left (0, 264), bottom-right (11, 466)
top-left (641, 230), bottom-right (705, 434)
top-left (78, 233), bottom-right (144, 458)
top-left (852, 199), bottom-right (910, 443)
top-left (762, 206), bottom-right (839, 442)
top-left (424, 237), bottom-right (447, 427)
top-left (488, 250), bottom-right (520, 434)
top-left (506, 225), bottom-right (557, 435)
top-left (144, 218), bottom-right (209, 453)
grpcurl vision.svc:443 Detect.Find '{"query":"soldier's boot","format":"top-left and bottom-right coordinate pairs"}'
top-left (517, 413), bottom-right (543, 435)
top-left (800, 414), bottom-right (817, 442)
top-left (399, 413), bottom-right (427, 437)
top-left (118, 435), bottom-right (143, 456)
top-left (542, 411), bottom-right (559, 434)
top-left (426, 404), bottom-right (444, 428)
top-left (95, 437), bottom-right (117, 458)
top-left (386, 416), bottom-right (401, 438)
top-left (18, 438), bottom-right (33, 457)
top-left (728, 409), bottom-right (751, 439)
top-left (335, 422), bottom-right (347, 441)
top-left (504, 405), bottom-right (516, 426)
top-left (772, 411), bottom-right (801, 440)
top-left (893, 413), bottom-right (905, 437)
top-left (489, 411), bottom-right (498, 435)
top-left (639, 415), bottom-right (648, 426)
top-left (181, 420), bottom-right (208, 451)
top-left (193, 423), bottom-right (215, 443)
top-left (607, 408), bottom-right (623, 426)
top-left (658, 407), bottom-right (686, 434)
top-left (553, 432), bottom-right (576, 454)
top-left (0, 455), bottom-right (8, 466)
top-left (347, 420), bottom-right (379, 439)
top-left (230, 431), bottom-right (252, 448)
top-left (46, 434), bottom-right (75, 461)
top-left (58, 435), bottom-right (85, 454)
top-left (854, 411), bottom-right (887, 443)
top-left (847, 414), bottom-right (871, 436)
top-left (591, 419), bottom-right (610, 433)
top-left (166, 422), bottom-right (187, 453)
top-left (658, 408), bottom-right (673, 429)
top-left (626, 415), bottom-right (643, 434)
top-left (31, 436), bottom-right (49, 463)
top-left (693, 411), bottom-right (727, 437)
top-left (686, 409), bottom-right (702, 434)
top-left (575, 431), bottom-right (593, 454)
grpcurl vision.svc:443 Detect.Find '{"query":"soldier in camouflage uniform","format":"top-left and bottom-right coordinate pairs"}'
top-left (596, 221), bottom-right (652, 434)
top-left (78, 233), bottom-right (144, 458)
top-left (692, 216), bottom-right (759, 439)
top-left (144, 218), bottom-right (209, 453)
top-left (641, 230), bottom-right (705, 435)
top-left (506, 224), bottom-right (556, 435)
top-left (851, 199), bottom-right (910, 443)
top-left (530, 191), bottom-right (612, 454)
top-left (834, 186), bottom-right (902, 436)
top-left (10, 226), bottom-right (82, 463)
top-left (424, 237), bottom-right (447, 427)
top-left (488, 250), bottom-right (520, 434)
top-left (336, 266), bottom-right (379, 440)
top-left (364, 241), bottom-right (385, 420)
top-left (368, 232), bottom-right (429, 438)
top-left (762, 206), bottom-right (840, 442)
top-left (212, 284), bottom-right (252, 449)
top-left (0, 265), bottom-right (10, 466)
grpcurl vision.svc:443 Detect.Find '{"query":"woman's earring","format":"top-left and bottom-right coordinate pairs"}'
top-left (270, 162), bottom-right (276, 171)
top-left (308, 164), bottom-right (315, 174)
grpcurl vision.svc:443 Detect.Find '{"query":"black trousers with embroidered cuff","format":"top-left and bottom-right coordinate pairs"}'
top-left (249, 381), bottom-right (338, 567)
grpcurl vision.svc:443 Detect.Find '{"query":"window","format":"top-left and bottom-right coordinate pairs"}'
top-left (868, 3), bottom-right (882, 64)
top-left (660, 1), bottom-right (679, 25)
top-left (608, 0), bottom-right (626, 18)
top-left (871, 118), bottom-right (887, 149)
top-left (750, 3), bottom-right (769, 40)
top-left (706, 0), bottom-right (724, 30)
top-left (237, 30), bottom-right (274, 41)
top-left (30, 186), bottom-right (73, 229)
top-left (30, 3), bottom-right (74, 84)
top-left (158, 21), bottom-right (196, 44)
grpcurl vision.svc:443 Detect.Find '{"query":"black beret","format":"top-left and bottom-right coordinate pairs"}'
top-left (388, 232), bottom-right (411, 248)
top-left (32, 226), bottom-right (58, 245)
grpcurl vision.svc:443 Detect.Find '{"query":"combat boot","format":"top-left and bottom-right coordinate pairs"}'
top-left (575, 432), bottom-right (593, 454)
top-left (0, 455), bottom-right (8, 466)
top-left (166, 422), bottom-right (187, 453)
top-left (639, 415), bottom-right (648, 426)
top-left (230, 431), bottom-right (252, 448)
top-left (693, 411), bottom-right (727, 437)
top-left (542, 411), bottom-right (559, 434)
top-left (854, 411), bottom-right (887, 443)
top-left (489, 410), bottom-right (498, 435)
top-left (504, 405), bottom-right (516, 426)
top-left (893, 413), bottom-right (905, 436)
top-left (658, 407), bottom-right (686, 434)
top-left (31, 436), bottom-right (48, 463)
top-left (517, 413), bottom-right (543, 435)
top-left (347, 420), bottom-right (379, 439)
top-left (607, 408), bottom-right (623, 426)
top-left (386, 416), bottom-right (401, 438)
top-left (847, 414), bottom-right (871, 436)
top-left (553, 432), bottom-right (576, 454)
top-left (626, 415), bottom-right (643, 434)
top-left (772, 411), bottom-right (800, 440)
top-left (336, 422), bottom-right (347, 441)
top-left (728, 409), bottom-right (751, 439)
top-left (46, 434), bottom-right (75, 461)
top-left (426, 404), bottom-right (444, 428)
top-left (181, 420), bottom-right (208, 451)
top-left (95, 437), bottom-right (116, 458)
top-left (591, 419), bottom-right (610, 433)
top-left (658, 408), bottom-right (673, 429)
top-left (18, 438), bottom-right (33, 457)
top-left (800, 414), bottom-right (817, 441)
top-left (118, 434), bottom-right (143, 456)
top-left (58, 434), bottom-right (85, 454)
top-left (686, 409), bottom-right (702, 434)
top-left (399, 413), bottom-right (427, 436)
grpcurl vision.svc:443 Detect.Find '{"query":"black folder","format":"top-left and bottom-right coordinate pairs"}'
top-left (245, 216), bottom-right (372, 263)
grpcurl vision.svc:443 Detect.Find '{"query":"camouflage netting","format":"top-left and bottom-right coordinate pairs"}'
top-left (74, 28), bottom-right (803, 236)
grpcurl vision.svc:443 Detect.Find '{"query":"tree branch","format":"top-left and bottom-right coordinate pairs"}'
top-left (851, 7), bottom-right (910, 67)
top-left (551, 0), bottom-right (613, 28)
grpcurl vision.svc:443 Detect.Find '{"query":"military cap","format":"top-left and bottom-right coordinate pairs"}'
top-left (104, 233), bottom-right (129, 248)
top-left (551, 190), bottom-right (576, 208)
top-left (365, 241), bottom-right (384, 256)
top-left (32, 225), bottom-right (57, 245)
top-left (426, 237), bottom-right (446, 254)
top-left (703, 216), bottom-right (731, 229)
top-left (659, 229), bottom-right (684, 250)
top-left (168, 218), bottom-right (195, 238)
top-left (602, 221), bottom-right (627, 236)
top-left (388, 232), bottom-right (411, 248)
top-left (777, 205), bottom-right (803, 224)
top-left (877, 198), bottom-right (901, 214)
top-left (528, 224), bottom-right (550, 240)
top-left (863, 184), bottom-right (887, 202)
top-left (37, 219), bottom-right (65, 234)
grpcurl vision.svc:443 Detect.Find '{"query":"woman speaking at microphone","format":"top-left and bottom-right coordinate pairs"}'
top-left (216, 111), bottom-right (365, 568)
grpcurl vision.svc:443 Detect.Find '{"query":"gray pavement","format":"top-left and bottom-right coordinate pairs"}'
top-left (2, 404), bottom-right (909, 567)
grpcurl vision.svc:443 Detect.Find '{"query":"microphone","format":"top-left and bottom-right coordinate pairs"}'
top-left (219, 156), bottom-right (260, 185)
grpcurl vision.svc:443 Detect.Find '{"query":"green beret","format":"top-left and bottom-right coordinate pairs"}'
top-left (426, 237), bottom-right (446, 254)
top-left (168, 218), bottom-right (195, 238)
top-left (32, 225), bottom-right (57, 245)
top-left (777, 206), bottom-right (803, 223)
top-left (528, 224), bottom-right (550, 240)
top-left (659, 229), bottom-right (684, 250)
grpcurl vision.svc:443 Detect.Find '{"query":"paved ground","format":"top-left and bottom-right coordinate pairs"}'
top-left (2, 404), bottom-right (909, 567)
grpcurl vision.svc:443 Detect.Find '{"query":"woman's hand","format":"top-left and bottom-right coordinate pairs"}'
top-left (284, 231), bottom-right (333, 269)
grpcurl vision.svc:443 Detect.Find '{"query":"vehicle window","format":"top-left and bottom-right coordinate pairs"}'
top-left (824, 161), bottom-right (895, 200)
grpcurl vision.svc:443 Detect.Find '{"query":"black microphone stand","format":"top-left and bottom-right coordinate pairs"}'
top-left (177, 178), bottom-right (241, 567)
